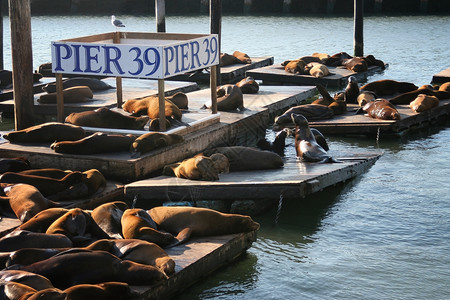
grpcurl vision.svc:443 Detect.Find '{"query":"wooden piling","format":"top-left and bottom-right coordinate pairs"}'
top-left (155, 0), bottom-right (166, 33)
top-left (283, 0), bottom-right (292, 13)
top-left (354, 0), bottom-right (364, 57)
top-left (210, 0), bottom-right (221, 87)
top-left (327, 0), bottom-right (336, 14)
top-left (374, 0), bottom-right (383, 13)
top-left (158, 79), bottom-right (166, 131)
top-left (9, 0), bottom-right (35, 130)
top-left (56, 73), bottom-right (64, 122)
top-left (113, 31), bottom-right (123, 108)
top-left (243, 0), bottom-right (252, 14)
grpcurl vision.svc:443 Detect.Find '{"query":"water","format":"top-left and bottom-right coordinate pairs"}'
top-left (2, 14), bottom-right (450, 299)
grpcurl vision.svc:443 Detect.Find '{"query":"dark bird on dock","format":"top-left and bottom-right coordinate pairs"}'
top-left (111, 15), bottom-right (125, 30)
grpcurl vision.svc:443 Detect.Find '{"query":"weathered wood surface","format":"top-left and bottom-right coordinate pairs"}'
top-left (167, 56), bottom-right (274, 83)
top-left (246, 63), bottom-right (384, 87)
top-left (0, 78), bottom-right (199, 116)
top-left (124, 153), bottom-right (381, 206)
top-left (132, 231), bottom-right (257, 300)
top-left (432, 67), bottom-right (450, 83)
top-left (307, 100), bottom-right (450, 135)
top-left (0, 86), bottom-right (315, 181)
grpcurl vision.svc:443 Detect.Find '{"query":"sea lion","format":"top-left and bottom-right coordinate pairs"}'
top-left (299, 56), bottom-right (323, 64)
top-left (256, 128), bottom-right (289, 157)
top-left (312, 84), bottom-right (335, 106)
top-left (307, 63), bottom-right (330, 78)
top-left (0, 281), bottom-right (38, 300)
top-left (202, 84), bottom-right (244, 111)
top-left (363, 54), bottom-right (385, 69)
top-left (439, 82), bottom-right (450, 92)
top-left (2, 122), bottom-right (86, 143)
top-left (61, 282), bottom-right (132, 300)
top-left (45, 208), bottom-right (110, 247)
top-left (362, 99), bottom-right (401, 120)
top-left (130, 132), bottom-right (183, 157)
top-left (3, 184), bottom-right (62, 222)
top-left (148, 118), bottom-right (172, 131)
top-left (121, 208), bottom-right (175, 247)
top-left (51, 132), bottom-right (136, 155)
top-left (18, 168), bottom-right (71, 179)
top-left (42, 77), bottom-right (114, 93)
top-left (167, 92), bottom-right (189, 109)
top-left (232, 51), bottom-right (252, 64)
top-left (88, 239), bottom-right (175, 276)
top-left (311, 128), bottom-right (329, 151)
top-left (0, 230), bottom-right (72, 252)
top-left (18, 208), bottom-right (69, 233)
top-left (409, 94), bottom-right (440, 112)
top-left (311, 52), bottom-right (330, 63)
top-left (0, 270), bottom-right (54, 291)
top-left (236, 76), bottom-right (259, 94)
top-left (65, 107), bottom-right (149, 130)
top-left (162, 153), bottom-right (229, 181)
top-left (122, 96), bottom-right (182, 121)
top-left (38, 86), bottom-right (93, 104)
top-left (21, 287), bottom-right (66, 300)
top-left (220, 53), bottom-right (239, 66)
top-left (342, 56), bottom-right (368, 72)
top-left (81, 169), bottom-right (106, 195)
top-left (91, 201), bottom-right (129, 239)
top-left (6, 248), bottom-right (65, 268)
top-left (389, 87), bottom-right (450, 105)
top-left (275, 104), bottom-right (334, 126)
top-left (344, 76), bottom-right (360, 103)
top-left (283, 59), bottom-right (307, 74)
top-left (203, 146), bottom-right (283, 171)
top-left (11, 250), bottom-right (166, 289)
top-left (357, 91), bottom-right (377, 107)
top-left (324, 52), bottom-right (353, 67)
top-left (147, 206), bottom-right (260, 246)
top-left (291, 113), bottom-right (338, 163)
top-left (0, 157), bottom-right (30, 174)
top-left (360, 79), bottom-right (418, 96)
top-left (313, 84), bottom-right (347, 115)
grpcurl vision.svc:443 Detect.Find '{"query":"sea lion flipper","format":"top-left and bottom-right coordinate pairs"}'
top-left (164, 227), bottom-right (193, 248)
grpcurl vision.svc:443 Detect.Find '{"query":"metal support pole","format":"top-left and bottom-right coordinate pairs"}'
top-left (56, 73), bottom-right (64, 122)
top-left (155, 0), bottom-right (166, 32)
top-left (158, 79), bottom-right (166, 131)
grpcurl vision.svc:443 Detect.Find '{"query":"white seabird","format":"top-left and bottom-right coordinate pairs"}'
top-left (111, 15), bottom-right (125, 30)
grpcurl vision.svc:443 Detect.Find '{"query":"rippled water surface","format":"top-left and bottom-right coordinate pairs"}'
top-left (2, 14), bottom-right (450, 299)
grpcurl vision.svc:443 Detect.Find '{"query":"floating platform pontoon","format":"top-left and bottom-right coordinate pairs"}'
top-left (432, 67), bottom-right (450, 83)
top-left (246, 64), bottom-right (385, 87)
top-left (167, 56), bottom-right (274, 83)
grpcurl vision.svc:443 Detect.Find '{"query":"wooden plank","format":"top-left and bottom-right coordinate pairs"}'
top-left (167, 56), bottom-right (274, 83)
top-left (246, 63), bottom-right (384, 87)
top-left (133, 231), bottom-right (257, 300)
top-left (432, 67), bottom-right (450, 84)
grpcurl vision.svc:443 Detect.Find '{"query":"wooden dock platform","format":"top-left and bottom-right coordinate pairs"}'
top-left (0, 86), bottom-right (316, 182)
top-left (0, 78), bottom-right (56, 102)
top-left (305, 100), bottom-right (450, 135)
top-left (0, 78), bottom-right (199, 116)
top-left (246, 64), bottom-right (385, 87)
top-left (124, 152), bottom-right (381, 215)
top-left (167, 56), bottom-right (274, 83)
top-left (432, 67), bottom-right (450, 83)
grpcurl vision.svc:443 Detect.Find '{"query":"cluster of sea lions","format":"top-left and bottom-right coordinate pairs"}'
top-left (0, 200), bottom-right (259, 298)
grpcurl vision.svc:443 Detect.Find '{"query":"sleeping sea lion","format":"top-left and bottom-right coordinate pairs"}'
top-left (122, 96), bottom-right (182, 121)
top-left (38, 86), bottom-right (94, 104)
top-left (232, 51), bottom-right (252, 64)
top-left (389, 87), bottom-right (450, 105)
top-left (409, 94), bottom-right (440, 112)
top-left (6, 248), bottom-right (65, 268)
top-left (2, 122), bottom-right (86, 143)
top-left (311, 52), bottom-right (330, 63)
top-left (0, 230), bottom-right (72, 252)
top-left (299, 56), bottom-right (323, 64)
top-left (0, 157), bottom-right (30, 174)
top-left (18, 208), bottom-right (69, 233)
top-left (342, 57), bottom-right (368, 72)
top-left (121, 208), bottom-right (175, 247)
top-left (65, 107), bottom-right (149, 130)
top-left (91, 201), bottom-right (129, 239)
top-left (203, 146), bottom-right (283, 171)
top-left (220, 53), bottom-right (239, 66)
top-left (61, 282), bottom-right (132, 300)
top-left (357, 91), bottom-right (377, 107)
top-left (274, 104), bottom-right (334, 127)
top-left (362, 99), bottom-right (400, 120)
top-left (360, 79), bottom-right (418, 96)
top-left (147, 206), bottom-right (260, 246)
top-left (19, 168), bottom-right (71, 179)
top-left (344, 76), bottom-right (360, 103)
top-left (167, 92), bottom-right (189, 109)
top-left (439, 82), bottom-right (450, 92)
top-left (307, 63), bottom-right (330, 78)
top-left (236, 76), bottom-right (259, 94)
top-left (202, 84), bottom-right (244, 111)
top-left (291, 113), bottom-right (339, 163)
top-left (0, 281), bottom-right (38, 299)
top-left (0, 270), bottom-right (54, 291)
top-left (42, 77), bottom-right (114, 93)
top-left (130, 132), bottom-right (183, 157)
top-left (11, 250), bottom-right (166, 289)
top-left (283, 59), bottom-right (307, 74)
top-left (324, 52), bottom-right (353, 67)
top-left (51, 132), bottom-right (136, 155)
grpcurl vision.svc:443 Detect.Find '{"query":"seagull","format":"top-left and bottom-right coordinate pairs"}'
top-left (111, 15), bottom-right (125, 31)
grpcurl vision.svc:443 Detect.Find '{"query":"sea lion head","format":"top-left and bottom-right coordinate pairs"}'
top-left (209, 153), bottom-right (229, 174)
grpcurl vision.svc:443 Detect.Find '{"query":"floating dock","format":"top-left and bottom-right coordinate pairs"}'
top-left (246, 64), bottom-right (385, 87)
top-left (304, 100), bottom-right (450, 135)
top-left (432, 67), bottom-right (450, 83)
top-left (125, 152), bottom-right (381, 215)
top-left (0, 77), bottom-right (56, 102)
top-left (167, 56), bottom-right (274, 83)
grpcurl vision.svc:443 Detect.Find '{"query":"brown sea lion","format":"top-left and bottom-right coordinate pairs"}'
top-left (344, 76), bottom-right (360, 103)
top-left (313, 84), bottom-right (347, 115)
top-left (130, 132), bottom-right (183, 157)
top-left (148, 118), bottom-right (172, 131)
top-left (357, 91), bottom-right (377, 107)
top-left (2, 122), bottom-right (86, 143)
top-left (0, 158), bottom-right (30, 174)
top-left (51, 132), bottom-right (136, 155)
top-left (236, 76), bottom-right (259, 94)
top-left (38, 86), bottom-right (94, 104)
top-left (389, 87), bottom-right (450, 105)
top-left (360, 79), bottom-right (418, 96)
top-left (283, 59), bottom-right (307, 74)
top-left (3, 184), bottom-right (62, 223)
top-left (232, 51), bottom-right (252, 64)
top-left (81, 169), bottom-right (106, 195)
top-left (89, 239), bottom-right (175, 276)
top-left (203, 84), bottom-right (244, 111)
top-left (0, 230), bottom-right (72, 252)
top-left (203, 146), bottom-right (283, 171)
top-left (65, 107), bottom-right (149, 130)
top-left (19, 168), bottom-right (71, 179)
top-left (363, 54), bottom-right (385, 69)
top-left (310, 128), bottom-right (329, 152)
top-left (18, 208), bottom-right (69, 233)
top-left (0, 281), bottom-right (37, 299)
top-left (342, 57), bottom-right (368, 72)
top-left (162, 153), bottom-right (229, 181)
top-left (61, 282), bottom-right (132, 300)
top-left (122, 96), bottom-right (182, 121)
top-left (21, 287), bottom-right (66, 300)
top-left (42, 77), bottom-right (114, 93)
top-left (6, 248), bottom-right (64, 268)
top-left (167, 92), bottom-right (189, 109)
top-left (256, 128), bottom-right (289, 157)
top-left (12, 250), bottom-right (166, 289)
top-left (299, 56), bottom-right (323, 64)
top-left (275, 104), bottom-right (334, 125)
top-left (362, 99), bottom-right (400, 120)
top-left (291, 113), bottom-right (339, 163)
top-left (91, 201), bottom-right (129, 239)
top-left (220, 53), bottom-right (239, 66)
top-left (311, 52), bottom-right (330, 63)
top-left (409, 94), bottom-right (440, 112)
top-left (324, 52), bottom-right (353, 67)
top-left (45, 208), bottom-right (110, 247)
top-left (0, 270), bottom-right (54, 291)
top-left (312, 84), bottom-right (334, 106)
top-left (121, 208), bottom-right (175, 247)
top-left (148, 206), bottom-right (260, 246)
top-left (439, 82), bottom-right (450, 92)
top-left (306, 63), bottom-right (330, 78)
